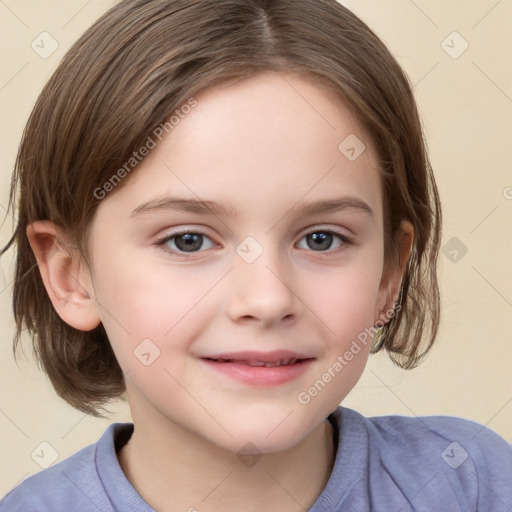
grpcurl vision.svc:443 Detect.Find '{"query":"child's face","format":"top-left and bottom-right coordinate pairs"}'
top-left (83, 72), bottom-right (396, 453)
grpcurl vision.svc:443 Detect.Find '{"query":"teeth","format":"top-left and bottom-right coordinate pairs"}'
top-left (213, 358), bottom-right (299, 367)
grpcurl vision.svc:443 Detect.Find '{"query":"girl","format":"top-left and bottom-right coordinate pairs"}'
top-left (1, 0), bottom-right (511, 510)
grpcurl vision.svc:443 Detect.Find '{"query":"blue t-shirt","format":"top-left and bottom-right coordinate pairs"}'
top-left (1, 406), bottom-right (511, 511)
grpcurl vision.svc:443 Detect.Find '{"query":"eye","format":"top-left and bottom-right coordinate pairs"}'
top-left (155, 227), bottom-right (352, 257)
top-left (297, 228), bottom-right (352, 252)
top-left (155, 229), bottom-right (215, 256)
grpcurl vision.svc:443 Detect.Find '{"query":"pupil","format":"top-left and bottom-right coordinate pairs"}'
top-left (176, 233), bottom-right (202, 252)
top-left (309, 232), bottom-right (332, 251)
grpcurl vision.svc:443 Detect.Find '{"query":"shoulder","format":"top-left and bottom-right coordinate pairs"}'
top-left (337, 407), bottom-right (512, 508)
top-left (365, 409), bottom-right (512, 465)
top-left (0, 442), bottom-right (98, 512)
top-left (0, 423), bottom-right (133, 512)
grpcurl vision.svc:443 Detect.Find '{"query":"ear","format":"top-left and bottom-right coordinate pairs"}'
top-left (374, 220), bottom-right (414, 324)
top-left (26, 220), bottom-right (101, 331)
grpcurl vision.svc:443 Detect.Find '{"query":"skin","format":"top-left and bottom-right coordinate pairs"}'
top-left (27, 72), bottom-right (413, 511)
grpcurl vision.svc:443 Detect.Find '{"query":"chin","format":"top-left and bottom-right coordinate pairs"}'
top-left (213, 430), bottom-right (306, 456)
top-left (208, 405), bottom-right (323, 455)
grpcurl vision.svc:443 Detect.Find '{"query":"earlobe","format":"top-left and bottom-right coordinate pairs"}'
top-left (26, 221), bottom-right (101, 331)
top-left (375, 220), bottom-right (414, 324)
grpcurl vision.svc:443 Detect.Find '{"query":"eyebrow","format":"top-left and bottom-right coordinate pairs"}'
top-left (130, 195), bottom-right (374, 218)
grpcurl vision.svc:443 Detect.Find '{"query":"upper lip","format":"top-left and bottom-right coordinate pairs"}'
top-left (200, 350), bottom-right (314, 363)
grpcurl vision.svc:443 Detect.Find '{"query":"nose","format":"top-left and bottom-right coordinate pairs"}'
top-left (225, 249), bottom-right (301, 327)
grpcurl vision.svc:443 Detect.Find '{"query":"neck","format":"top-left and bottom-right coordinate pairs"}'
top-left (118, 406), bottom-right (335, 511)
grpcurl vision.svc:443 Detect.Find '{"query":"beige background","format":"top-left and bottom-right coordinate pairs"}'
top-left (1, 0), bottom-right (511, 497)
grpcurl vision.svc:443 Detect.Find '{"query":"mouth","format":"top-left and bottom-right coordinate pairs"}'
top-left (204, 357), bottom-right (304, 367)
top-left (199, 350), bottom-right (315, 386)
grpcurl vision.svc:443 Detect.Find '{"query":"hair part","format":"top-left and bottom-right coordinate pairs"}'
top-left (1, 0), bottom-right (441, 415)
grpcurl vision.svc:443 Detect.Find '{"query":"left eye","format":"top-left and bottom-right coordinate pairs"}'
top-left (297, 229), bottom-right (351, 252)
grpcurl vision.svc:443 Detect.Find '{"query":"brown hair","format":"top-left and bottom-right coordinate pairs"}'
top-left (1, 0), bottom-right (441, 416)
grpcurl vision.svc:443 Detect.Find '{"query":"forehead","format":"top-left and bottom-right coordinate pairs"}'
top-left (95, 72), bottom-right (382, 225)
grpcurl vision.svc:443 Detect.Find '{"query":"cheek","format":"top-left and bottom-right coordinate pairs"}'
top-left (303, 269), bottom-right (380, 401)
top-left (90, 248), bottom-right (221, 366)
top-left (311, 254), bottom-right (383, 332)
top-left (299, 253), bottom-right (383, 400)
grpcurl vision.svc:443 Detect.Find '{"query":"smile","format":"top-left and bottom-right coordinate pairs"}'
top-left (206, 358), bottom-right (300, 367)
top-left (199, 351), bottom-right (315, 386)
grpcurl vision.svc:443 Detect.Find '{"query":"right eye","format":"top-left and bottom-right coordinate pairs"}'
top-left (155, 229), bottom-right (216, 256)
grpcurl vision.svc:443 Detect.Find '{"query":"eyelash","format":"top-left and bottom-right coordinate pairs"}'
top-left (154, 227), bottom-right (353, 258)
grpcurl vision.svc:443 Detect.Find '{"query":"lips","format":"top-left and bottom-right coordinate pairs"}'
top-left (208, 358), bottom-right (300, 367)
top-left (199, 350), bottom-right (315, 386)
top-left (200, 350), bottom-right (313, 365)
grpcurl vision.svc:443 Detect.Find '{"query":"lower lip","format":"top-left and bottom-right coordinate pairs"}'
top-left (200, 359), bottom-right (314, 386)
